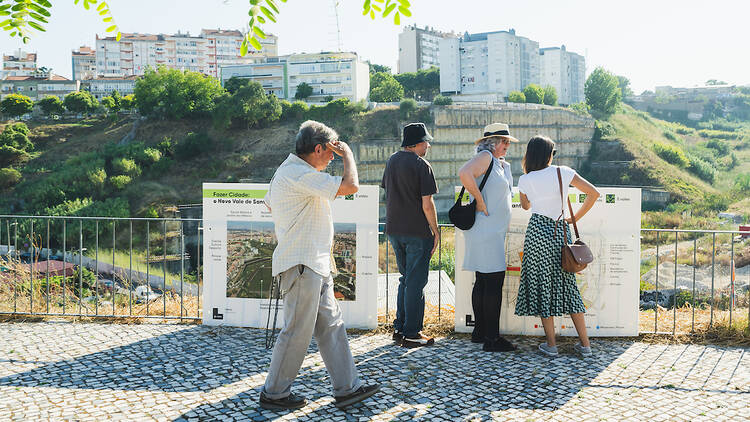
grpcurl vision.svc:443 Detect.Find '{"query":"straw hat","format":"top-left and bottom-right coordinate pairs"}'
top-left (474, 123), bottom-right (519, 144)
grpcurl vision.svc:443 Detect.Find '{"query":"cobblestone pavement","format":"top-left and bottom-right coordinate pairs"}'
top-left (0, 322), bottom-right (748, 421)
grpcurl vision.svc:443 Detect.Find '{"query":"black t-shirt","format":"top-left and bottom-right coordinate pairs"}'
top-left (381, 150), bottom-right (438, 238)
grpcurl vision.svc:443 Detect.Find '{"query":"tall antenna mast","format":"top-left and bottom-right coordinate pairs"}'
top-left (332, 0), bottom-right (343, 51)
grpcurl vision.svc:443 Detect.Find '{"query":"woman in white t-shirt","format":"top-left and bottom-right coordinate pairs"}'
top-left (514, 135), bottom-right (600, 357)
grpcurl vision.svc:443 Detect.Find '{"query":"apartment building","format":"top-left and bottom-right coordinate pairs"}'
top-left (94, 29), bottom-right (278, 78)
top-left (220, 59), bottom-right (287, 98)
top-left (72, 46), bottom-right (96, 80)
top-left (286, 52), bottom-right (369, 102)
top-left (398, 25), bottom-right (455, 74)
top-left (439, 30), bottom-right (540, 99)
top-left (539, 46), bottom-right (585, 105)
top-left (81, 76), bottom-right (138, 100)
top-left (1, 73), bottom-right (79, 101)
top-left (2, 49), bottom-right (38, 79)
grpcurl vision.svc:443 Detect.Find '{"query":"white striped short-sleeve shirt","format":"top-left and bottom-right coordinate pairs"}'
top-left (265, 153), bottom-right (342, 277)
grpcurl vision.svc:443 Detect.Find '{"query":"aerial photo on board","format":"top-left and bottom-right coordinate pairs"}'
top-left (226, 221), bottom-right (357, 300)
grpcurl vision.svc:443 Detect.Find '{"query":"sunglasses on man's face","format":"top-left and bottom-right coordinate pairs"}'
top-left (552, 150), bottom-right (557, 157)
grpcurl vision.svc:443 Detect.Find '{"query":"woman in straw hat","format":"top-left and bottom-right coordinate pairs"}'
top-left (457, 123), bottom-right (518, 352)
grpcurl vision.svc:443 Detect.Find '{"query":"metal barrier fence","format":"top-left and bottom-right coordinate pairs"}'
top-left (1, 215), bottom-right (747, 334)
top-left (0, 215), bottom-right (202, 321)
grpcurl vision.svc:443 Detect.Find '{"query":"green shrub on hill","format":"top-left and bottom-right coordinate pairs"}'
top-left (652, 142), bottom-right (689, 167)
top-left (594, 120), bottom-right (616, 140)
top-left (212, 82), bottom-right (282, 129)
top-left (0, 94), bottom-right (34, 118)
top-left (704, 139), bottom-right (730, 155)
top-left (64, 91), bottom-right (98, 114)
top-left (685, 153), bottom-right (716, 183)
top-left (109, 175), bottom-right (132, 190)
top-left (735, 173), bottom-right (750, 193)
top-left (432, 95), bottom-right (453, 106)
top-left (523, 84), bottom-right (545, 104)
top-left (282, 100), bottom-right (309, 121)
top-left (176, 132), bottom-right (213, 160)
top-left (36, 96), bottom-right (66, 116)
top-left (0, 123), bottom-right (33, 151)
top-left (399, 98), bottom-right (417, 119)
top-left (508, 91), bottom-right (525, 103)
top-left (0, 167), bottom-right (21, 189)
top-left (112, 158), bottom-right (141, 177)
top-left (135, 66), bottom-right (224, 119)
top-left (698, 129), bottom-right (736, 139)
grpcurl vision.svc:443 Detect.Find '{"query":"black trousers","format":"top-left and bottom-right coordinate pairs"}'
top-left (471, 271), bottom-right (506, 341)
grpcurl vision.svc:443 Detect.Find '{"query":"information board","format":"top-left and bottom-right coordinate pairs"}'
top-left (202, 183), bottom-right (379, 329)
top-left (455, 187), bottom-right (641, 336)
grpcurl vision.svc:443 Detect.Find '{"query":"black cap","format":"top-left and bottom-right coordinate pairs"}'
top-left (401, 122), bottom-right (433, 147)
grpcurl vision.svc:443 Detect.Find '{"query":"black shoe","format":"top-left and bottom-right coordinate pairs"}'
top-left (483, 337), bottom-right (516, 352)
top-left (334, 384), bottom-right (381, 408)
top-left (259, 391), bottom-right (307, 410)
top-left (401, 333), bottom-right (435, 348)
top-left (470, 329), bottom-right (484, 344)
top-left (392, 331), bottom-right (403, 344)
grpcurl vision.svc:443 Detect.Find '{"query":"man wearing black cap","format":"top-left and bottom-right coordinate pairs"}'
top-left (381, 122), bottom-right (439, 348)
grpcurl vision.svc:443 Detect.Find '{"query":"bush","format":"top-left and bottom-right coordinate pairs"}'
top-left (523, 84), bottom-right (545, 104)
top-left (685, 153), bottom-right (716, 183)
top-left (109, 175), bottom-right (132, 190)
top-left (432, 95), bottom-right (453, 105)
top-left (0, 167), bottom-right (21, 188)
top-left (674, 125), bottom-right (695, 135)
top-left (698, 129), bottom-right (735, 139)
top-left (662, 130), bottom-right (683, 143)
top-left (652, 142), bottom-right (689, 167)
top-left (704, 139), bottom-right (730, 155)
top-left (176, 132), bottom-right (213, 160)
top-left (399, 98), bottom-right (417, 119)
top-left (112, 157), bottom-right (141, 177)
top-left (508, 91), bottom-right (526, 103)
top-left (138, 148), bottom-right (162, 165)
top-left (283, 100), bottom-right (309, 120)
top-left (735, 173), bottom-right (750, 193)
top-left (87, 168), bottom-right (107, 189)
top-left (568, 102), bottom-right (591, 116)
top-left (594, 120), bottom-right (616, 140)
top-left (0, 123), bottom-right (33, 151)
top-left (157, 137), bottom-right (174, 157)
top-left (543, 85), bottom-right (558, 106)
top-left (212, 82), bottom-right (282, 129)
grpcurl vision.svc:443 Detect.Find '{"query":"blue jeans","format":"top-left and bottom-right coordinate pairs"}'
top-left (388, 234), bottom-right (433, 338)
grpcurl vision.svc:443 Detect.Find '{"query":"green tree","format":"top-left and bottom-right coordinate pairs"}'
top-left (508, 91), bottom-right (526, 103)
top-left (399, 98), bottom-right (417, 119)
top-left (370, 78), bottom-right (404, 102)
top-left (705, 79), bottom-right (727, 86)
top-left (121, 94), bottom-right (136, 111)
top-left (617, 75), bottom-right (633, 98)
top-left (134, 66), bottom-right (224, 119)
top-left (585, 67), bottom-right (622, 118)
top-left (36, 95), bottom-right (65, 116)
top-left (369, 63), bottom-right (391, 74)
top-left (0, 94), bottom-right (34, 118)
top-left (0, 123), bottom-right (33, 151)
top-left (394, 67), bottom-right (440, 100)
top-left (523, 84), bottom-right (545, 104)
top-left (213, 81), bottom-right (282, 129)
top-left (225, 77), bottom-right (250, 94)
top-left (294, 82), bottom-right (313, 100)
top-left (543, 86), bottom-right (558, 106)
top-left (64, 91), bottom-right (98, 114)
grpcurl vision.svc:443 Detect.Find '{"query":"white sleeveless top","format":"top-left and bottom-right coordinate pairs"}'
top-left (517, 165), bottom-right (577, 220)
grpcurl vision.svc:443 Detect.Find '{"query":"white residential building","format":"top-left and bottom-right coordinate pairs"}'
top-left (2, 49), bottom-right (37, 79)
top-left (72, 46), bottom-right (96, 80)
top-left (398, 25), bottom-right (455, 74)
top-left (94, 30), bottom-right (278, 78)
top-left (220, 59), bottom-right (287, 98)
top-left (81, 76), bottom-right (138, 100)
top-left (439, 30), bottom-right (540, 100)
top-left (286, 52), bottom-right (369, 102)
top-left (539, 46), bottom-right (585, 105)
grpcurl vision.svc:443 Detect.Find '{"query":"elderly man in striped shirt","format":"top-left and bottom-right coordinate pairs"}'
top-left (259, 120), bottom-right (380, 410)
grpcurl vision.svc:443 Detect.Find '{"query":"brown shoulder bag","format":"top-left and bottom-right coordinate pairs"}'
top-left (555, 167), bottom-right (594, 273)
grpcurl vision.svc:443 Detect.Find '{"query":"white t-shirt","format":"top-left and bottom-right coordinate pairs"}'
top-left (517, 165), bottom-right (577, 220)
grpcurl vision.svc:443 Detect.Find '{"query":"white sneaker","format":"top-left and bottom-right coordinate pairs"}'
top-left (574, 343), bottom-right (592, 357)
top-left (538, 343), bottom-right (558, 356)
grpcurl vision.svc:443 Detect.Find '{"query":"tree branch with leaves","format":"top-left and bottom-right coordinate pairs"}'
top-left (1, 1), bottom-right (412, 56)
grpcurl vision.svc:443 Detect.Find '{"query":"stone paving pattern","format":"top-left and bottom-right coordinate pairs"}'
top-left (0, 322), bottom-right (748, 421)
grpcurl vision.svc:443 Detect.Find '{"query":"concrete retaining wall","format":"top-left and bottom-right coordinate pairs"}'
top-left (353, 105), bottom-right (595, 215)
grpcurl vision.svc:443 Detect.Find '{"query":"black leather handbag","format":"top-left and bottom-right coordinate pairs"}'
top-left (448, 159), bottom-right (494, 230)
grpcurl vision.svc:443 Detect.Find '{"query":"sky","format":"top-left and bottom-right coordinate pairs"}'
top-left (0, 0), bottom-right (746, 94)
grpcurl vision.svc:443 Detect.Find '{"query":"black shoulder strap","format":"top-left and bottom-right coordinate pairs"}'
top-left (477, 156), bottom-right (494, 192)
